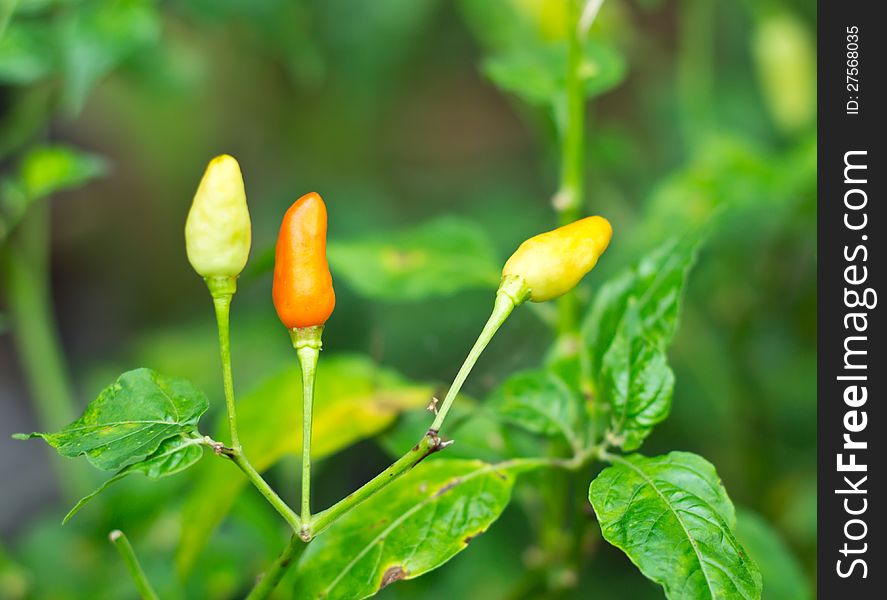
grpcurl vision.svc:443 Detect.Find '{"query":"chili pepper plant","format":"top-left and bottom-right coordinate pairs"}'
top-left (17, 144), bottom-right (761, 598)
top-left (1, 0), bottom-right (816, 599)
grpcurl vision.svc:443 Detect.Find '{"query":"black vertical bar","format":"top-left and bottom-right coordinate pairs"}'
top-left (818, 0), bottom-right (884, 596)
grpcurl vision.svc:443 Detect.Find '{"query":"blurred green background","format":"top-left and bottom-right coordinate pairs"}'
top-left (0, 0), bottom-right (814, 598)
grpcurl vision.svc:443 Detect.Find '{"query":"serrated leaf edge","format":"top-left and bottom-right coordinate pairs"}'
top-left (593, 454), bottom-right (760, 600)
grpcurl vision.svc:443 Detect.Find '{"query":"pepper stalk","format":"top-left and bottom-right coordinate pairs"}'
top-left (429, 275), bottom-right (529, 432)
top-left (290, 325), bottom-right (323, 534)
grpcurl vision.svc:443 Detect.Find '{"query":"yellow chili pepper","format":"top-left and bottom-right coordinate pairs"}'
top-left (430, 216), bottom-right (612, 433)
top-left (502, 216), bottom-right (612, 302)
top-left (185, 155), bottom-right (251, 281)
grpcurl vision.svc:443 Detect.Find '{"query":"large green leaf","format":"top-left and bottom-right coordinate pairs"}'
top-left (292, 459), bottom-right (516, 599)
top-left (484, 40), bottom-right (626, 109)
top-left (63, 433), bottom-right (205, 523)
top-left (15, 368), bottom-right (208, 471)
top-left (176, 355), bottom-right (431, 575)
top-left (487, 369), bottom-right (584, 450)
top-left (599, 302), bottom-right (675, 450)
top-left (735, 509), bottom-right (812, 600)
top-left (582, 235), bottom-right (701, 382)
top-left (327, 217), bottom-right (500, 301)
top-left (589, 452), bottom-right (762, 600)
top-left (577, 235), bottom-right (700, 449)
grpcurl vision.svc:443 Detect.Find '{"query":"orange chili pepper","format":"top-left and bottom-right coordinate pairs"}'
top-left (272, 192), bottom-right (335, 329)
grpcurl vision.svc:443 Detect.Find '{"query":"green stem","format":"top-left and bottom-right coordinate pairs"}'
top-left (290, 326), bottom-right (322, 530)
top-left (677, 0), bottom-right (714, 147)
top-left (244, 535), bottom-right (308, 600)
top-left (1, 204), bottom-right (88, 498)
top-left (429, 276), bottom-right (528, 433)
top-left (308, 431), bottom-right (446, 538)
top-left (228, 450), bottom-right (301, 532)
top-left (108, 530), bottom-right (159, 600)
top-left (250, 451), bottom-right (598, 600)
top-left (309, 440), bottom-right (598, 540)
top-left (555, 0), bottom-right (587, 339)
top-left (557, 0), bottom-right (586, 227)
top-left (598, 448), bottom-right (624, 465)
top-left (209, 276), bottom-right (241, 450)
top-left (299, 348), bottom-right (317, 525)
top-left (206, 279), bottom-right (301, 531)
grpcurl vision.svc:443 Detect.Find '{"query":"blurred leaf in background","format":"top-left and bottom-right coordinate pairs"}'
top-left (0, 144), bottom-right (107, 242)
top-left (736, 508), bottom-right (812, 600)
top-left (328, 217), bottom-right (501, 301)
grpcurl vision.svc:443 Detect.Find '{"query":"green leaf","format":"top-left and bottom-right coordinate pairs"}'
top-left (63, 433), bottom-right (205, 523)
top-left (293, 459), bottom-right (516, 599)
top-left (15, 368), bottom-right (208, 471)
top-left (1, 145), bottom-right (107, 242)
top-left (0, 21), bottom-right (55, 84)
top-left (459, 0), bottom-right (570, 51)
top-left (590, 452), bottom-right (762, 600)
top-left (579, 235), bottom-right (701, 449)
top-left (59, 0), bottom-right (161, 114)
top-left (638, 136), bottom-right (815, 247)
top-left (600, 301), bottom-right (675, 450)
top-left (19, 144), bottom-right (108, 201)
top-left (483, 46), bottom-right (560, 106)
top-left (327, 217), bottom-right (501, 301)
top-left (487, 369), bottom-right (584, 450)
top-left (176, 355), bottom-right (432, 575)
top-left (582, 234), bottom-right (701, 382)
top-left (579, 41), bottom-right (627, 98)
top-left (735, 509), bottom-right (812, 600)
top-left (483, 40), bottom-right (626, 108)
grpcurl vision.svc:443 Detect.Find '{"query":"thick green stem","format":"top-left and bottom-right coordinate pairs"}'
top-left (557, 0), bottom-right (586, 227)
top-left (245, 535), bottom-right (307, 600)
top-left (209, 276), bottom-right (241, 450)
top-left (108, 530), bottom-right (159, 600)
top-left (429, 276), bottom-right (527, 433)
top-left (555, 0), bottom-right (587, 339)
top-left (290, 326), bottom-right (322, 530)
top-left (2, 207), bottom-right (75, 429)
top-left (678, 0), bottom-right (714, 147)
top-left (1, 204), bottom-right (88, 498)
top-left (308, 432), bottom-right (446, 538)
